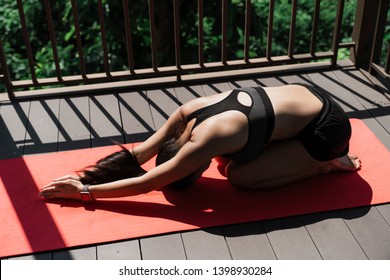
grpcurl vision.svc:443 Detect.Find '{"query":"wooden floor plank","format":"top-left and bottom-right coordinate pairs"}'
top-left (333, 68), bottom-right (390, 148)
top-left (201, 82), bottom-right (232, 95)
top-left (334, 68), bottom-right (390, 111)
top-left (97, 240), bottom-right (141, 260)
top-left (302, 211), bottom-right (367, 260)
top-left (53, 247), bottom-right (97, 260)
top-left (223, 222), bottom-right (276, 260)
top-left (256, 77), bottom-right (285, 87)
top-left (173, 85), bottom-right (206, 104)
top-left (376, 204), bottom-right (390, 225)
top-left (181, 228), bottom-right (232, 260)
top-left (57, 96), bottom-right (91, 151)
top-left (229, 78), bottom-right (259, 88)
top-left (306, 69), bottom-right (390, 149)
top-left (23, 99), bottom-right (60, 155)
top-left (340, 207), bottom-right (390, 259)
top-left (0, 101), bottom-right (30, 159)
top-left (118, 90), bottom-right (155, 143)
top-left (276, 73), bottom-right (311, 84)
top-left (306, 71), bottom-right (371, 115)
top-left (8, 252), bottom-right (52, 260)
top-left (140, 234), bottom-right (186, 260)
top-left (147, 88), bottom-right (180, 130)
top-left (263, 216), bottom-right (322, 260)
top-left (89, 94), bottom-right (124, 147)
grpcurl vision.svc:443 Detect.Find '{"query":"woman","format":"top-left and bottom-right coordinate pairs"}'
top-left (40, 83), bottom-right (361, 202)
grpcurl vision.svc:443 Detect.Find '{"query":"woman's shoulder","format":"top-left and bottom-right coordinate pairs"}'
top-left (180, 91), bottom-right (232, 119)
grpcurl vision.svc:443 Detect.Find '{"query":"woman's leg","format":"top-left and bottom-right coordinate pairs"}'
top-left (226, 138), bottom-right (360, 189)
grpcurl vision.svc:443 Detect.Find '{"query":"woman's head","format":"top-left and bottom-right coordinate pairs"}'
top-left (156, 138), bottom-right (206, 188)
top-left (79, 145), bottom-right (147, 185)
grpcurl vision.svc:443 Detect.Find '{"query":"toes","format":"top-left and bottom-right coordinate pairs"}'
top-left (353, 159), bottom-right (362, 170)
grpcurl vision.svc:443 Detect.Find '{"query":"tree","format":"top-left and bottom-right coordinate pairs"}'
top-left (0, 0), bottom-right (380, 94)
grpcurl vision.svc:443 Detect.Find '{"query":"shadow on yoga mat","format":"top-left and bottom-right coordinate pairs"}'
top-left (0, 119), bottom-right (388, 258)
top-left (45, 173), bottom-right (373, 229)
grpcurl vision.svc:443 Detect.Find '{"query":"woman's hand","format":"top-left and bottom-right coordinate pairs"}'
top-left (40, 175), bottom-right (83, 200)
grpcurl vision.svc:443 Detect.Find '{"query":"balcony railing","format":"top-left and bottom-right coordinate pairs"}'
top-left (0, 0), bottom-right (388, 100)
top-left (349, 0), bottom-right (389, 84)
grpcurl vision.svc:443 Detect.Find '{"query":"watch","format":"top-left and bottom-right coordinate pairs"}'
top-left (80, 184), bottom-right (93, 203)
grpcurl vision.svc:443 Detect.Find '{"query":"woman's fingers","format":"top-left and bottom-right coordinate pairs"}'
top-left (39, 187), bottom-right (60, 198)
top-left (39, 186), bottom-right (56, 194)
top-left (40, 178), bottom-right (83, 200)
top-left (53, 174), bottom-right (80, 182)
top-left (42, 178), bottom-right (79, 190)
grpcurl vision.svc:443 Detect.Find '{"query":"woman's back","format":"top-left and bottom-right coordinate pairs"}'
top-left (181, 85), bottom-right (324, 142)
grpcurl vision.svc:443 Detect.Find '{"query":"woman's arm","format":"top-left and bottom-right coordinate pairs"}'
top-left (40, 113), bottom-right (238, 201)
top-left (132, 106), bottom-right (185, 165)
top-left (92, 112), bottom-right (241, 198)
top-left (90, 138), bottom-right (215, 198)
top-left (40, 134), bottom-right (217, 200)
top-left (39, 175), bottom-right (151, 200)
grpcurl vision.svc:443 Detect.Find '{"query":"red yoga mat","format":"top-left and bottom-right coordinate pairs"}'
top-left (1, 119), bottom-right (389, 258)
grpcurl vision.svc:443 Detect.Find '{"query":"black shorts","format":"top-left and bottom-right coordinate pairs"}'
top-left (296, 83), bottom-right (351, 161)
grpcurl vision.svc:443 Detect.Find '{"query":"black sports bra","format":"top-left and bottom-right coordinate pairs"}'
top-left (186, 87), bottom-right (274, 163)
top-left (187, 89), bottom-right (252, 131)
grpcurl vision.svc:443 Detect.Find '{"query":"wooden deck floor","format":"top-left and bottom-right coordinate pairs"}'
top-left (1, 62), bottom-right (390, 260)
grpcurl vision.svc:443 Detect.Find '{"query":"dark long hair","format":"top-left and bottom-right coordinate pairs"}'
top-left (78, 140), bottom-right (196, 188)
top-left (155, 138), bottom-right (197, 188)
top-left (78, 145), bottom-right (146, 185)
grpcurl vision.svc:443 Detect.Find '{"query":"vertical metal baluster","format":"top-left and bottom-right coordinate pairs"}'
top-left (97, 0), bottom-right (111, 76)
top-left (70, 0), bottom-right (87, 79)
top-left (43, 0), bottom-right (62, 81)
top-left (148, 0), bottom-right (158, 71)
top-left (266, 0), bottom-right (275, 60)
top-left (310, 0), bottom-right (321, 57)
top-left (221, 0), bottom-right (228, 64)
top-left (244, 0), bottom-right (251, 62)
top-left (386, 42), bottom-right (390, 74)
top-left (0, 40), bottom-right (15, 99)
top-left (370, 0), bottom-right (389, 73)
top-left (198, 0), bottom-right (204, 66)
top-left (123, 0), bottom-right (135, 73)
top-left (288, 0), bottom-right (298, 58)
top-left (16, 0), bottom-right (38, 84)
top-left (173, 0), bottom-right (182, 79)
top-left (331, 0), bottom-right (345, 66)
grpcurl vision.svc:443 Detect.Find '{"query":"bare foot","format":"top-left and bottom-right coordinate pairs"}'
top-left (328, 153), bottom-right (362, 172)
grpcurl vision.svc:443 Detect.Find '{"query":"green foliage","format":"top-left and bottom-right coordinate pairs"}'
top-left (383, 7), bottom-right (390, 66)
top-left (1, 0), bottom-right (385, 94)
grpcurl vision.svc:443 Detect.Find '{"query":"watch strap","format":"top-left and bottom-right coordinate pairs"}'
top-left (83, 184), bottom-right (90, 192)
top-left (80, 184), bottom-right (93, 203)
